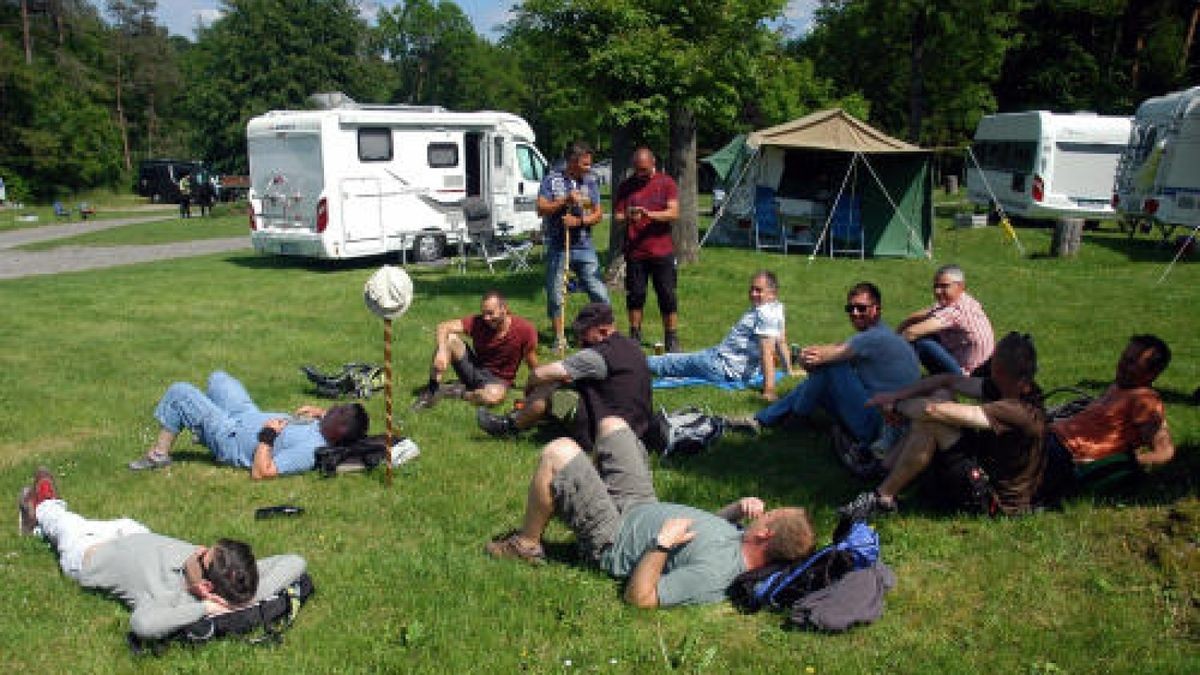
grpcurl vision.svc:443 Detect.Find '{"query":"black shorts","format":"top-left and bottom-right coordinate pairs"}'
top-left (450, 346), bottom-right (504, 390)
top-left (624, 255), bottom-right (677, 314)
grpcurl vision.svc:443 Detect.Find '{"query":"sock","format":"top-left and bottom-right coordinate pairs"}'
top-left (426, 377), bottom-right (439, 393)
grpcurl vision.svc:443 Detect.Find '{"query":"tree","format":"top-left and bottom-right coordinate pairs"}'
top-left (182, 0), bottom-right (393, 172)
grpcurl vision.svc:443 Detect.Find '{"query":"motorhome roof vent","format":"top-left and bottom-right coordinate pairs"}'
top-left (308, 92), bottom-right (359, 110)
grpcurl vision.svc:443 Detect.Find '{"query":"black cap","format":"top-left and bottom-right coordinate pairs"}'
top-left (571, 302), bottom-right (614, 336)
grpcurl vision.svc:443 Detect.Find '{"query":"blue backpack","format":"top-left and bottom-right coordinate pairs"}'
top-left (734, 521), bottom-right (881, 612)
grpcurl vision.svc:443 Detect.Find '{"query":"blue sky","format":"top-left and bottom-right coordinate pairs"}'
top-left (146, 1), bottom-right (817, 41)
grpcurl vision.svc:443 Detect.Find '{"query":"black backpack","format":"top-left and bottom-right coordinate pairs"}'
top-left (928, 450), bottom-right (999, 515)
top-left (654, 406), bottom-right (725, 458)
top-left (313, 438), bottom-right (391, 477)
top-left (128, 573), bottom-right (314, 655)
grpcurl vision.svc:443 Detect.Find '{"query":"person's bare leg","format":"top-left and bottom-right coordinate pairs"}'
top-left (552, 315), bottom-right (565, 348)
top-left (465, 383), bottom-right (509, 407)
top-left (148, 429), bottom-right (177, 458)
top-left (877, 419), bottom-right (961, 501)
top-left (517, 438), bottom-right (582, 545)
top-left (628, 308), bottom-right (644, 335)
top-left (430, 334), bottom-right (469, 384)
top-left (663, 311), bottom-right (678, 333)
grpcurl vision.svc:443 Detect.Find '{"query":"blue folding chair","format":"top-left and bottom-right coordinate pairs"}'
top-left (753, 186), bottom-right (787, 253)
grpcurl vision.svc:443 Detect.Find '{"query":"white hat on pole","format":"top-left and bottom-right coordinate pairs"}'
top-left (364, 265), bottom-right (414, 320)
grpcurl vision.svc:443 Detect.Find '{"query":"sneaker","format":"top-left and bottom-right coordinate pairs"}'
top-left (128, 452), bottom-right (171, 471)
top-left (837, 491), bottom-right (897, 523)
top-left (833, 430), bottom-right (884, 480)
top-left (723, 415), bottom-right (761, 435)
top-left (410, 385), bottom-right (439, 411)
top-left (390, 438), bottom-right (421, 467)
top-left (476, 407), bottom-right (518, 437)
top-left (19, 467), bottom-right (58, 534)
top-left (485, 531), bottom-right (546, 565)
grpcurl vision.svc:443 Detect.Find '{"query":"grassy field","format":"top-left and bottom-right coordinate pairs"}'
top-left (0, 191), bottom-right (179, 232)
top-left (17, 204), bottom-right (248, 251)
top-left (1, 212), bottom-right (1197, 673)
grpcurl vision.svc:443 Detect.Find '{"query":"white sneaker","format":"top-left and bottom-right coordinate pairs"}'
top-left (390, 438), bottom-right (421, 467)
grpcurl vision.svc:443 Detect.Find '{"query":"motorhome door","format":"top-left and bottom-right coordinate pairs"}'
top-left (488, 133), bottom-right (515, 229)
top-left (513, 142), bottom-right (548, 233)
top-left (341, 177), bottom-right (384, 244)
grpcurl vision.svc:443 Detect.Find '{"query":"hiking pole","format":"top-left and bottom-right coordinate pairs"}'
top-left (364, 265), bottom-right (414, 487)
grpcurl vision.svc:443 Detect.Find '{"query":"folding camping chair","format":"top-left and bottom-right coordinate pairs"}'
top-left (753, 186), bottom-right (787, 253)
top-left (828, 195), bottom-right (865, 259)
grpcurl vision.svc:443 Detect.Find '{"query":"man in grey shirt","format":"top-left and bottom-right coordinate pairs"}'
top-left (18, 467), bottom-right (295, 640)
top-left (485, 416), bottom-right (816, 607)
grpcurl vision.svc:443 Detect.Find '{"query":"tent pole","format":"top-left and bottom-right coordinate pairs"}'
top-left (809, 153), bottom-right (858, 264)
top-left (700, 148), bottom-right (760, 248)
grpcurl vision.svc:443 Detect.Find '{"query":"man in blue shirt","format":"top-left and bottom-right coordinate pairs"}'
top-left (539, 141), bottom-right (610, 350)
top-left (129, 371), bottom-right (369, 479)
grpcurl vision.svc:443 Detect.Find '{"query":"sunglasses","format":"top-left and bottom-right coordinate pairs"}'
top-left (844, 303), bottom-right (875, 314)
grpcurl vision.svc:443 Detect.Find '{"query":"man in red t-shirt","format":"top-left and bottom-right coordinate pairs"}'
top-left (614, 148), bottom-right (681, 352)
top-left (413, 290), bottom-right (538, 410)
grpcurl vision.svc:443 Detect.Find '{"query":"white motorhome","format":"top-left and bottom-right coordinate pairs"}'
top-left (1113, 86), bottom-right (1200, 231)
top-left (966, 111), bottom-right (1131, 223)
top-left (247, 100), bottom-right (549, 261)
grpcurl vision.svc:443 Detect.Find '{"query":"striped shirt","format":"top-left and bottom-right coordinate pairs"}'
top-left (928, 292), bottom-right (994, 374)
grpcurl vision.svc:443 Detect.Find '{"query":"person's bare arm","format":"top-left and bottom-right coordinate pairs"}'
top-left (759, 336), bottom-right (779, 401)
top-left (527, 361), bottom-right (571, 389)
top-left (647, 198), bottom-right (679, 223)
top-left (900, 316), bottom-right (947, 342)
top-left (294, 405), bottom-right (326, 418)
top-left (537, 193), bottom-right (568, 217)
top-left (895, 309), bottom-right (932, 333)
top-left (897, 398), bottom-right (991, 430)
top-left (624, 518), bottom-right (696, 609)
top-left (523, 345), bottom-right (540, 372)
top-left (580, 196), bottom-right (604, 227)
top-left (715, 497), bottom-right (765, 523)
top-left (799, 342), bottom-right (853, 368)
top-left (1137, 420), bottom-right (1175, 466)
top-left (866, 373), bottom-right (983, 410)
top-left (250, 418), bottom-right (287, 481)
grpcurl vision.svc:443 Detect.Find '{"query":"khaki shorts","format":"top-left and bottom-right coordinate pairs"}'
top-left (550, 426), bottom-right (657, 563)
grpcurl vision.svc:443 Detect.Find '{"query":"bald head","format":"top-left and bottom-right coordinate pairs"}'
top-left (632, 148), bottom-right (656, 176)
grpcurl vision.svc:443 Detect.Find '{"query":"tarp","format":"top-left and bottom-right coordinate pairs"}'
top-left (704, 109), bottom-right (934, 259)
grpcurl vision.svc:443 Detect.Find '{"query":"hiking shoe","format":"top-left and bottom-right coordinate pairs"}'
top-left (128, 452), bottom-right (171, 471)
top-left (485, 531), bottom-right (545, 565)
top-left (837, 491), bottom-right (897, 523)
top-left (476, 407), bottom-right (518, 437)
top-left (723, 415), bottom-right (761, 435)
top-left (411, 385), bottom-right (439, 411)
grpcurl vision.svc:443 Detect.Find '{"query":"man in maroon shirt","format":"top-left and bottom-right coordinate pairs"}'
top-left (614, 148), bottom-right (681, 352)
top-left (413, 290), bottom-right (539, 410)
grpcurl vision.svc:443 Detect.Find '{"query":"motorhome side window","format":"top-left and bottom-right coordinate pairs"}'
top-left (517, 145), bottom-right (545, 181)
top-left (358, 128), bottom-right (393, 162)
top-left (428, 143), bottom-right (459, 168)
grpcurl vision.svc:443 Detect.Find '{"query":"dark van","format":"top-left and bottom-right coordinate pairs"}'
top-left (136, 159), bottom-right (206, 203)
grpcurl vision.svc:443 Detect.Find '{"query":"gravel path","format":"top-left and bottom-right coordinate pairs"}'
top-left (0, 215), bottom-right (250, 280)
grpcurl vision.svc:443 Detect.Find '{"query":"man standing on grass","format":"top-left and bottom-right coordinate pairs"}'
top-left (16, 467), bottom-right (279, 640)
top-left (412, 290), bottom-right (538, 411)
top-left (839, 332), bottom-right (1046, 520)
top-left (476, 303), bottom-right (658, 451)
top-left (646, 270), bottom-right (796, 401)
top-left (895, 264), bottom-right (994, 375)
top-left (485, 417), bottom-right (815, 608)
top-left (752, 282), bottom-right (919, 445)
top-left (129, 370), bottom-right (369, 479)
top-left (539, 141), bottom-right (610, 351)
top-left (613, 147), bottom-right (681, 351)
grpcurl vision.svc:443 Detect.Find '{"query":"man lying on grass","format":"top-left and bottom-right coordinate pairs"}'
top-left (838, 332), bottom-right (1046, 520)
top-left (17, 467), bottom-right (290, 640)
top-left (129, 370), bottom-right (369, 479)
top-left (486, 415), bottom-right (815, 607)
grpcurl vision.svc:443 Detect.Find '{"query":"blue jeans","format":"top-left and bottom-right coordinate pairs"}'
top-left (647, 348), bottom-right (730, 382)
top-left (912, 337), bottom-right (962, 375)
top-left (154, 371), bottom-right (266, 466)
top-left (754, 362), bottom-right (881, 442)
top-left (545, 245), bottom-right (610, 319)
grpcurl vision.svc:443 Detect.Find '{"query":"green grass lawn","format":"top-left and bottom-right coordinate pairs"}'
top-left (17, 205), bottom-right (248, 250)
top-left (1, 215), bottom-right (1197, 672)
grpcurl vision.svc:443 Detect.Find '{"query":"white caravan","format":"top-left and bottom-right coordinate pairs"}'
top-left (247, 101), bottom-right (549, 261)
top-left (966, 111), bottom-right (1131, 223)
top-left (1113, 86), bottom-right (1200, 231)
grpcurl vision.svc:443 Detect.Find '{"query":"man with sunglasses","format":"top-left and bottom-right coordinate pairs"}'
top-left (895, 264), bottom-right (994, 375)
top-left (752, 282), bottom-right (919, 445)
top-left (16, 468), bottom-right (296, 640)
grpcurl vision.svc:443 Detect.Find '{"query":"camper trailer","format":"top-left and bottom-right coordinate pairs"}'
top-left (1113, 86), bottom-right (1200, 232)
top-left (246, 102), bottom-right (549, 261)
top-left (966, 111), bottom-right (1131, 223)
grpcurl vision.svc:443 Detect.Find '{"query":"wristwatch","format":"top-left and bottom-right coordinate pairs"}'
top-left (257, 427), bottom-right (279, 444)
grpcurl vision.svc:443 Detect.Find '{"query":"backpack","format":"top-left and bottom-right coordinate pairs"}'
top-left (731, 521), bottom-right (880, 613)
top-left (929, 450), bottom-right (999, 516)
top-left (654, 406), bottom-right (725, 458)
top-left (301, 363), bottom-right (384, 399)
top-left (313, 437), bottom-right (392, 477)
top-left (129, 572), bottom-right (314, 655)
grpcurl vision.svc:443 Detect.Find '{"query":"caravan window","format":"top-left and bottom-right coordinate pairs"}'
top-left (517, 144), bottom-right (545, 181)
top-left (358, 128), bottom-right (393, 162)
top-left (972, 140), bottom-right (1036, 173)
top-left (428, 143), bottom-right (459, 168)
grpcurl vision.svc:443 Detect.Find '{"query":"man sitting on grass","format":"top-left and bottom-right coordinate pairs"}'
top-left (129, 370), bottom-right (369, 479)
top-left (895, 264), bottom-right (994, 375)
top-left (17, 467), bottom-right (287, 640)
top-left (752, 282), bottom-right (920, 448)
top-left (477, 302), bottom-right (658, 451)
top-left (412, 290), bottom-right (538, 410)
top-left (485, 416), bottom-right (815, 607)
top-left (838, 332), bottom-right (1046, 520)
top-left (1042, 335), bottom-right (1175, 494)
top-left (646, 270), bottom-right (796, 401)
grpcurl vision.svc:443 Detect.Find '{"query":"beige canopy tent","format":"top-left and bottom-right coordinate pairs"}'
top-left (702, 109), bottom-right (934, 258)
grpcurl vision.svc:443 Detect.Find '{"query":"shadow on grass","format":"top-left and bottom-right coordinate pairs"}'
top-left (1080, 231), bottom-right (1195, 264)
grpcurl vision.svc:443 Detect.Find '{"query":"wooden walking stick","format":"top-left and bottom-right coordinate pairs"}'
top-left (558, 224), bottom-right (570, 356)
top-left (364, 265), bottom-right (413, 486)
